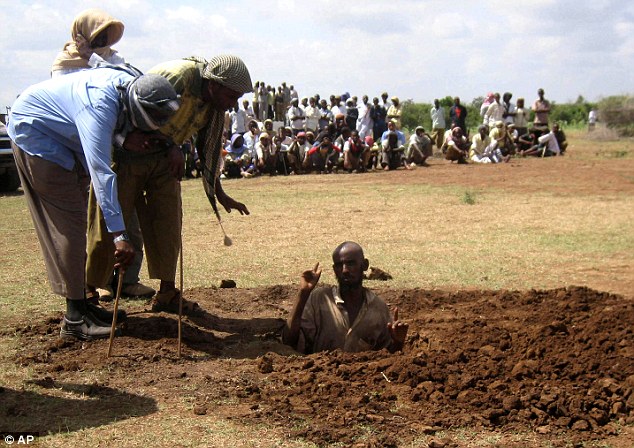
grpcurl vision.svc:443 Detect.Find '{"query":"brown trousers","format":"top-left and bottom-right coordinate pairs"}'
top-left (12, 143), bottom-right (89, 300)
top-left (85, 153), bottom-right (181, 288)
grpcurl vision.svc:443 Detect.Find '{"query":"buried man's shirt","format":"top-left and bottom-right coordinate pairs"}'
top-left (297, 286), bottom-right (394, 354)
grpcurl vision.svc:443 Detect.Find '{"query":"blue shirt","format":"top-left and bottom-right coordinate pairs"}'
top-left (8, 68), bottom-right (132, 232)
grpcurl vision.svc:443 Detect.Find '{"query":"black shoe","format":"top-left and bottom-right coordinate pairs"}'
top-left (86, 302), bottom-right (127, 324)
top-left (60, 314), bottom-right (118, 341)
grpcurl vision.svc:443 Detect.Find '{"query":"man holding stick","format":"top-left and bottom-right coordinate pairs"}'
top-left (86, 55), bottom-right (253, 316)
top-left (8, 67), bottom-right (180, 340)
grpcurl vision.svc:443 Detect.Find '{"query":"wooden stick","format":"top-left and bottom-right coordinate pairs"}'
top-left (178, 235), bottom-right (183, 358)
top-left (107, 269), bottom-right (125, 358)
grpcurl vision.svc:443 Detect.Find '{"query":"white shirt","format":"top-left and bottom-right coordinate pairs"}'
top-left (431, 106), bottom-right (446, 129)
top-left (538, 131), bottom-right (560, 154)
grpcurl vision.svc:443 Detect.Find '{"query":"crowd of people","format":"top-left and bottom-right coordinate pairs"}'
top-left (204, 86), bottom-right (568, 179)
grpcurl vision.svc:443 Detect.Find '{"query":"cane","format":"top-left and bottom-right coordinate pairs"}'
top-left (107, 268), bottom-right (125, 358)
top-left (178, 234), bottom-right (184, 358)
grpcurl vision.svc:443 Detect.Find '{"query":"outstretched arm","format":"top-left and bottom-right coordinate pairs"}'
top-left (215, 177), bottom-right (250, 215)
top-left (282, 262), bottom-right (322, 349)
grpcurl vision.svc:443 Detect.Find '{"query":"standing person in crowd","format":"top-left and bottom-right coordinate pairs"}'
top-left (513, 97), bottom-right (530, 137)
top-left (287, 98), bottom-right (305, 135)
top-left (86, 55), bottom-right (253, 317)
top-left (257, 82), bottom-right (268, 120)
top-left (283, 242), bottom-right (408, 354)
top-left (430, 99), bottom-right (446, 151)
top-left (588, 109), bottom-right (597, 131)
top-left (274, 86), bottom-right (285, 122)
top-left (51, 8), bottom-right (125, 77)
top-left (290, 84), bottom-right (298, 102)
top-left (252, 82), bottom-right (260, 121)
top-left (266, 85), bottom-right (275, 121)
top-left (230, 102), bottom-right (247, 135)
top-left (318, 99), bottom-right (333, 131)
top-left (502, 92), bottom-right (516, 126)
top-left (480, 92), bottom-right (495, 118)
top-left (356, 95), bottom-right (373, 139)
top-left (407, 126), bottom-right (432, 167)
top-left (371, 97), bottom-right (388, 142)
top-left (345, 99), bottom-right (358, 131)
top-left (450, 97), bottom-right (468, 136)
top-left (532, 88), bottom-right (551, 128)
top-left (242, 99), bottom-right (255, 121)
top-left (387, 96), bottom-right (402, 129)
top-left (304, 97), bottom-right (321, 133)
top-left (484, 93), bottom-right (504, 127)
top-left (381, 91), bottom-right (389, 108)
top-left (8, 67), bottom-right (179, 340)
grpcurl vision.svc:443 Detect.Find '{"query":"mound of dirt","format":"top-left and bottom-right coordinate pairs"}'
top-left (7, 285), bottom-right (633, 447)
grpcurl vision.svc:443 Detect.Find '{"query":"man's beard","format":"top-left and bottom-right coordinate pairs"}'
top-left (338, 278), bottom-right (362, 292)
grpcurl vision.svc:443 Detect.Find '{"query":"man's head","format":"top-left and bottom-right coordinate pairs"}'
top-left (381, 92), bottom-right (388, 102)
top-left (478, 124), bottom-right (488, 137)
top-left (332, 241), bottom-right (369, 291)
top-left (291, 98), bottom-right (299, 107)
top-left (387, 120), bottom-right (396, 131)
top-left (362, 95), bottom-right (368, 104)
top-left (309, 96), bottom-right (316, 106)
top-left (391, 96), bottom-right (399, 106)
top-left (538, 88), bottom-right (545, 99)
top-left (297, 131), bottom-right (306, 143)
top-left (200, 54), bottom-right (253, 112)
top-left (503, 92), bottom-right (512, 103)
top-left (125, 74), bottom-right (180, 131)
top-left (415, 126), bottom-right (425, 136)
top-left (434, 99), bottom-right (440, 108)
top-left (350, 129), bottom-right (360, 142)
top-left (373, 97), bottom-right (379, 105)
top-left (248, 120), bottom-right (259, 133)
top-left (454, 97), bottom-right (461, 105)
top-left (231, 133), bottom-right (244, 148)
top-left (517, 97), bottom-right (525, 107)
top-left (494, 92), bottom-right (501, 102)
top-left (301, 97), bottom-right (308, 107)
top-left (553, 122), bottom-right (560, 132)
top-left (320, 99), bottom-right (328, 108)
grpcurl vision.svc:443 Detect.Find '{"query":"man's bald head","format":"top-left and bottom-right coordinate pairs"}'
top-left (332, 241), bottom-right (364, 261)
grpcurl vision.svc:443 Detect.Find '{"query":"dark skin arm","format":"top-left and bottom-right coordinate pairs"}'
top-left (387, 307), bottom-right (409, 352)
top-left (215, 177), bottom-right (250, 215)
top-left (283, 262), bottom-right (322, 349)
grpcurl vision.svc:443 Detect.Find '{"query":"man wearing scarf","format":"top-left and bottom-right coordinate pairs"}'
top-left (86, 55), bottom-right (253, 316)
top-left (8, 69), bottom-right (179, 340)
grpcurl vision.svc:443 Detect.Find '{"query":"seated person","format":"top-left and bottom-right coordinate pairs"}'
top-left (517, 130), bottom-right (538, 155)
top-left (381, 131), bottom-right (410, 171)
top-left (553, 123), bottom-right (568, 154)
top-left (223, 134), bottom-right (254, 178)
top-left (366, 137), bottom-right (381, 171)
top-left (255, 132), bottom-right (277, 175)
top-left (303, 135), bottom-right (341, 173)
top-left (287, 131), bottom-right (311, 174)
top-left (444, 127), bottom-right (470, 164)
top-left (489, 121), bottom-right (514, 158)
top-left (283, 241), bottom-right (408, 353)
top-left (380, 120), bottom-right (405, 148)
top-left (522, 127), bottom-right (561, 157)
top-left (343, 130), bottom-right (369, 173)
top-left (272, 134), bottom-right (291, 175)
top-left (407, 126), bottom-right (432, 167)
top-left (470, 125), bottom-right (495, 163)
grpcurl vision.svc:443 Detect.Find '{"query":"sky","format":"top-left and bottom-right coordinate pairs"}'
top-left (1, 0), bottom-right (633, 111)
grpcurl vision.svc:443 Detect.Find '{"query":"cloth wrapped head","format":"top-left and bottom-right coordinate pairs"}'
top-left (201, 54), bottom-right (253, 94)
top-left (125, 74), bottom-right (180, 131)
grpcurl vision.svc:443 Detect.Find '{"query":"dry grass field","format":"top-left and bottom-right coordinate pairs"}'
top-left (0, 128), bottom-right (632, 447)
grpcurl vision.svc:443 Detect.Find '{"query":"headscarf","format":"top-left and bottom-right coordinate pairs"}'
top-left (113, 73), bottom-right (180, 146)
top-left (183, 55), bottom-right (252, 225)
top-left (409, 126), bottom-right (427, 147)
top-left (51, 9), bottom-right (124, 72)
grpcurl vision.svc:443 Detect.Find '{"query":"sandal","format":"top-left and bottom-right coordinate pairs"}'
top-left (150, 289), bottom-right (203, 317)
